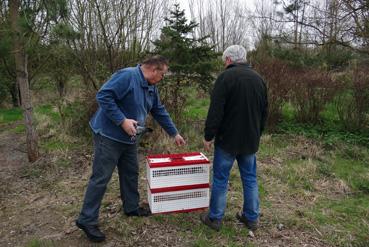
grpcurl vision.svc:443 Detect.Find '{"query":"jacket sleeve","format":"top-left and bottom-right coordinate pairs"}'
top-left (204, 74), bottom-right (227, 141)
top-left (150, 88), bottom-right (178, 137)
top-left (96, 72), bottom-right (131, 126)
top-left (260, 79), bottom-right (268, 134)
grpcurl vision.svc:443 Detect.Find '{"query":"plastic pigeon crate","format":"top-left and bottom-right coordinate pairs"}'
top-left (146, 152), bottom-right (211, 214)
top-left (147, 183), bottom-right (210, 214)
top-left (146, 152), bottom-right (210, 189)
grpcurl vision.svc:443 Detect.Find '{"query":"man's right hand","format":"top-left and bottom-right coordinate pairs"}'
top-left (121, 119), bottom-right (138, 136)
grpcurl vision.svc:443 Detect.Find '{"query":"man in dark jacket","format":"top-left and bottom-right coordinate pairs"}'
top-left (76, 55), bottom-right (186, 242)
top-left (200, 45), bottom-right (268, 231)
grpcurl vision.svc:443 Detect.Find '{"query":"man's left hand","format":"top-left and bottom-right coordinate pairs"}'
top-left (174, 134), bottom-right (186, 146)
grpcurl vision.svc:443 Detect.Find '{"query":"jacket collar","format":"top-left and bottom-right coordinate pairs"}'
top-left (137, 64), bottom-right (149, 88)
top-left (137, 64), bottom-right (155, 92)
top-left (226, 63), bottom-right (251, 70)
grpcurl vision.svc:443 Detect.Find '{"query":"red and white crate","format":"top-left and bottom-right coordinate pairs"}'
top-left (146, 152), bottom-right (211, 214)
top-left (147, 184), bottom-right (210, 214)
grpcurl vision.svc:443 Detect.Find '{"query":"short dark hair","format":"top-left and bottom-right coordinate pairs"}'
top-left (142, 55), bottom-right (169, 70)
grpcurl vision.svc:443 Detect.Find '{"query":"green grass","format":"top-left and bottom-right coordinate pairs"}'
top-left (35, 104), bottom-right (60, 122)
top-left (278, 100), bottom-right (369, 147)
top-left (277, 102), bottom-right (369, 147)
top-left (305, 195), bottom-right (369, 245)
top-left (0, 104), bottom-right (61, 126)
top-left (320, 102), bottom-right (340, 123)
top-left (0, 107), bottom-right (23, 124)
top-left (11, 124), bottom-right (25, 133)
top-left (149, 213), bottom-right (255, 247)
top-left (183, 89), bottom-right (210, 120)
top-left (258, 134), bottom-right (290, 159)
top-left (282, 159), bottom-right (317, 191)
top-left (278, 120), bottom-right (369, 146)
top-left (256, 133), bottom-right (369, 246)
top-left (40, 138), bottom-right (78, 152)
top-left (332, 156), bottom-right (369, 193)
top-left (26, 239), bottom-right (55, 247)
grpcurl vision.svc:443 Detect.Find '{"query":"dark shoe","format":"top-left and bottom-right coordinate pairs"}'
top-left (236, 212), bottom-right (258, 231)
top-left (125, 207), bottom-right (151, 217)
top-left (76, 220), bottom-right (106, 242)
top-left (200, 212), bottom-right (222, 231)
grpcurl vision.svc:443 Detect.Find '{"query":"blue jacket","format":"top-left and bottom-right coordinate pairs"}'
top-left (90, 64), bottom-right (178, 144)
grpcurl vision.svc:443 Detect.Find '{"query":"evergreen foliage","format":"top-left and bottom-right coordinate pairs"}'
top-left (153, 4), bottom-right (218, 120)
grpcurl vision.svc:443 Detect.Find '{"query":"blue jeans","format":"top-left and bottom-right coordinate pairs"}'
top-left (77, 133), bottom-right (139, 225)
top-left (209, 146), bottom-right (259, 222)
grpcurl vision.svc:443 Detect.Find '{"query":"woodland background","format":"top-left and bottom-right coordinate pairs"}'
top-left (0, 0), bottom-right (368, 246)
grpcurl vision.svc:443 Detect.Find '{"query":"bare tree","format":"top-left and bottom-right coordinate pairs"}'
top-left (257, 0), bottom-right (365, 53)
top-left (9, 0), bottom-right (39, 162)
top-left (66, 0), bottom-right (169, 90)
top-left (188, 0), bottom-right (251, 51)
top-left (341, 0), bottom-right (369, 53)
top-left (250, 0), bottom-right (285, 46)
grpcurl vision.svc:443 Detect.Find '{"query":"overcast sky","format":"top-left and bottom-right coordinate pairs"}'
top-left (174, 0), bottom-right (257, 16)
top-left (170, 0), bottom-right (259, 49)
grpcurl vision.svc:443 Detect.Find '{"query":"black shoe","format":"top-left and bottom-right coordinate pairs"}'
top-left (200, 212), bottom-right (222, 231)
top-left (124, 207), bottom-right (151, 217)
top-left (236, 212), bottom-right (259, 231)
top-left (76, 220), bottom-right (106, 242)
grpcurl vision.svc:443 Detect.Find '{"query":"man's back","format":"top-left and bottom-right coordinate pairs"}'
top-left (205, 63), bottom-right (268, 155)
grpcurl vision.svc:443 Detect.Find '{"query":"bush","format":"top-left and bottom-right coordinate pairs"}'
top-left (335, 66), bottom-right (369, 131)
top-left (59, 89), bottom-right (97, 137)
top-left (289, 68), bottom-right (341, 124)
top-left (254, 58), bottom-right (291, 129)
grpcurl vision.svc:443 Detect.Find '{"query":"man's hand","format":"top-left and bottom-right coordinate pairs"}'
top-left (121, 119), bottom-right (138, 136)
top-left (174, 134), bottom-right (186, 146)
top-left (203, 139), bottom-right (213, 152)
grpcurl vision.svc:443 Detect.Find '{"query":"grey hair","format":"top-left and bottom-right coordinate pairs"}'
top-left (222, 45), bottom-right (247, 63)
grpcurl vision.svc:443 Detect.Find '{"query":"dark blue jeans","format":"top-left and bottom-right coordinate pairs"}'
top-left (77, 133), bottom-right (139, 225)
top-left (209, 146), bottom-right (259, 222)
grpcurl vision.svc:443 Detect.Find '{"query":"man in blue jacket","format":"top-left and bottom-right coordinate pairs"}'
top-left (76, 55), bottom-right (186, 242)
top-left (200, 45), bottom-right (268, 232)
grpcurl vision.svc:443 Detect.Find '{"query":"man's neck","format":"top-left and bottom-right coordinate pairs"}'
top-left (140, 65), bottom-right (150, 81)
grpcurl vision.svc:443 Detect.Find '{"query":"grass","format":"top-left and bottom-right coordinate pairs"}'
top-left (305, 195), bottom-right (369, 245)
top-left (34, 104), bottom-right (60, 122)
top-left (40, 138), bottom-right (78, 153)
top-left (278, 101), bottom-right (369, 147)
top-left (11, 124), bottom-right (25, 133)
top-left (0, 107), bottom-right (23, 124)
top-left (0, 104), bottom-right (61, 136)
top-left (332, 156), bottom-right (369, 193)
top-left (26, 239), bottom-right (55, 247)
top-left (170, 98), bottom-right (369, 245)
top-left (183, 88), bottom-right (210, 120)
top-left (257, 133), bottom-right (369, 246)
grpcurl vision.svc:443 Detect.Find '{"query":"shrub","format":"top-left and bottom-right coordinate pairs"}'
top-left (335, 66), bottom-right (369, 131)
top-left (254, 58), bottom-right (291, 129)
top-left (289, 68), bottom-right (340, 124)
top-left (59, 89), bottom-right (97, 137)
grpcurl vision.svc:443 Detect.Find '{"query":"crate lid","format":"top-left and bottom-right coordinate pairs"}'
top-left (147, 152), bottom-right (210, 168)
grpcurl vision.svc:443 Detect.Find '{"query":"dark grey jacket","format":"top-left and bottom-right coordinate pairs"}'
top-left (204, 63), bottom-right (268, 155)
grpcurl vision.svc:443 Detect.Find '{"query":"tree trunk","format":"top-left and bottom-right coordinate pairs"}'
top-left (10, 0), bottom-right (39, 162)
